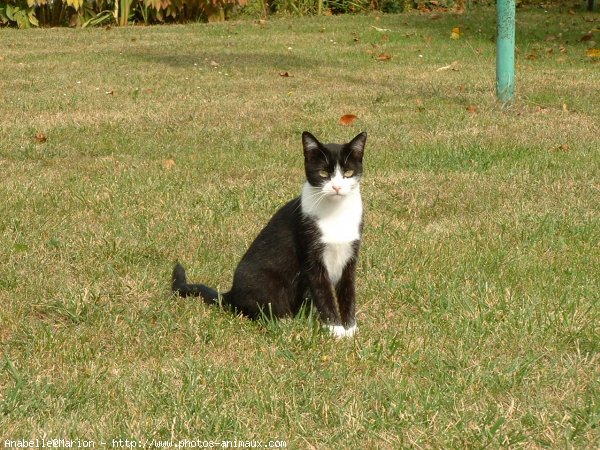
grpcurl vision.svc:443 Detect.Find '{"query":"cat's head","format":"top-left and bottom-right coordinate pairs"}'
top-left (302, 131), bottom-right (367, 199)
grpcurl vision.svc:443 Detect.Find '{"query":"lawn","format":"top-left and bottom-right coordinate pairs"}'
top-left (1, 6), bottom-right (599, 448)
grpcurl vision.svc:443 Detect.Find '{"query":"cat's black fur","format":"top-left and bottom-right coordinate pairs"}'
top-left (172, 131), bottom-right (367, 331)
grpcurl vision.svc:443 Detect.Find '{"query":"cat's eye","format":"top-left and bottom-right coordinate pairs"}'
top-left (343, 170), bottom-right (354, 178)
top-left (318, 170), bottom-right (329, 178)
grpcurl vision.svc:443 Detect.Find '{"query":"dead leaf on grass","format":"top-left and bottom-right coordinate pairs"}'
top-left (436, 61), bottom-right (459, 72)
top-left (371, 25), bottom-right (392, 32)
top-left (377, 52), bottom-right (392, 61)
top-left (279, 71), bottom-right (293, 77)
top-left (163, 159), bottom-right (176, 169)
top-left (587, 48), bottom-right (600, 58)
top-left (35, 132), bottom-right (47, 143)
top-left (550, 143), bottom-right (570, 152)
top-left (451, 27), bottom-right (462, 40)
top-left (466, 105), bottom-right (478, 114)
top-left (339, 114), bottom-right (358, 126)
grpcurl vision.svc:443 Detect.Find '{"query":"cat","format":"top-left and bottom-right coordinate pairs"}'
top-left (172, 131), bottom-right (367, 338)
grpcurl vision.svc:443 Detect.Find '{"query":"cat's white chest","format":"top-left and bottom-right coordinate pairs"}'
top-left (318, 208), bottom-right (360, 284)
top-left (301, 183), bottom-right (362, 284)
top-left (322, 242), bottom-right (355, 285)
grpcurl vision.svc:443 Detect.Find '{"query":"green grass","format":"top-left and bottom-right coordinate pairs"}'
top-left (1, 6), bottom-right (599, 448)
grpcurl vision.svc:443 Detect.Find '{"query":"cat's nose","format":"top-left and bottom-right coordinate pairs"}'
top-left (332, 186), bottom-right (342, 194)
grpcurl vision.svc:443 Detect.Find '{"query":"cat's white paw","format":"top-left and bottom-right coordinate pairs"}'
top-left (344, 324), bottom-right (358, 337)
top-left (325, 324), bottom-right (358, 338)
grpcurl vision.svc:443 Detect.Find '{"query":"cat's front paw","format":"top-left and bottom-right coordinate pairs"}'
top-left (325, 324), bottom-right (358, 338)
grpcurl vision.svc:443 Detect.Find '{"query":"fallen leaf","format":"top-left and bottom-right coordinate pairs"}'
top-left (430, 13), bottom-right (441, 20)
top-left (371, 25), bottom-right (391, 32)
top-left (163, 159), bottom-right (176, 169)
top-left (35, 132), bottom-right (47, 143)
top-left (587, 48), bottom-right (600, 58)
top-left (377, 52), bottom-right (392, 61)
top-left (568, 9), bottom-right (576, 15)
top-left (551, 143), bottom-right (570, 152)
top-left (526, 53), bottom-right (537, 60)
top-left (466, 105), bottom-right (478, 113)
top-left (562, 103), bottom-right (568, 112)
top-left (451, 27), bottom-right (461, 40)
top-left (279, 71), bottom-right (293, 77)
top-left (382, 34), bottom-right (389, 42)
top-left (581, 31), bottom-right (593, 42)
top-left (105, 90), bottom-right (114, 95)
top-left (436, 61), bottom-right (459, 72)
top-left (339, 114), bottom-right (358, 126)
top-left (210, 60), bottom-right (220, 68)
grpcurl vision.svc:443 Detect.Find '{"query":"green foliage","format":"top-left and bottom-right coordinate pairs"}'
top-left (0, 0), bottom-right (39, 28)
top-left (324, 0), bottom-right (370, 14)
top-left (81, 9), bottom-right (113, 27)
top-left (379, 0), bottom-right (404, 13)
top-left (1, 0), bottom-right (243, 27)
top-left (266, 0), bottom-right (371, 15)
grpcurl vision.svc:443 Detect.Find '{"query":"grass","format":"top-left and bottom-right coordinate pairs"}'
top-left (1, 5), bottom-right (599, 448)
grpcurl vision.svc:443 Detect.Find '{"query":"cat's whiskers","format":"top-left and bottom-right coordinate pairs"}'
top-left (303, 186), bottom-right (330, 212)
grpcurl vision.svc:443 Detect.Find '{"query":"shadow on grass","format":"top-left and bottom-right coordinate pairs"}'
top-left (125, 49), bottom-right (324, 71)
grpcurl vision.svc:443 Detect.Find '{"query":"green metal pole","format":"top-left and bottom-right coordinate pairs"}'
top-left (496, 0), bottom-right (516, 103)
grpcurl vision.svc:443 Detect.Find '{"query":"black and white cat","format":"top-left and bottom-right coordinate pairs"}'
top-left (172, 131), bottom-right (367, 338)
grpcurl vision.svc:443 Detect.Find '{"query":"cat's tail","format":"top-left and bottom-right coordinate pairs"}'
top-left (172, 263), bottom-right (222, 305)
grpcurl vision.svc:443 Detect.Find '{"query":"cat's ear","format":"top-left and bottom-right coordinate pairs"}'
top-left (348, 132), bottom-right (367, 160)
top-left (302, 131), bottom-right (321, 160)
